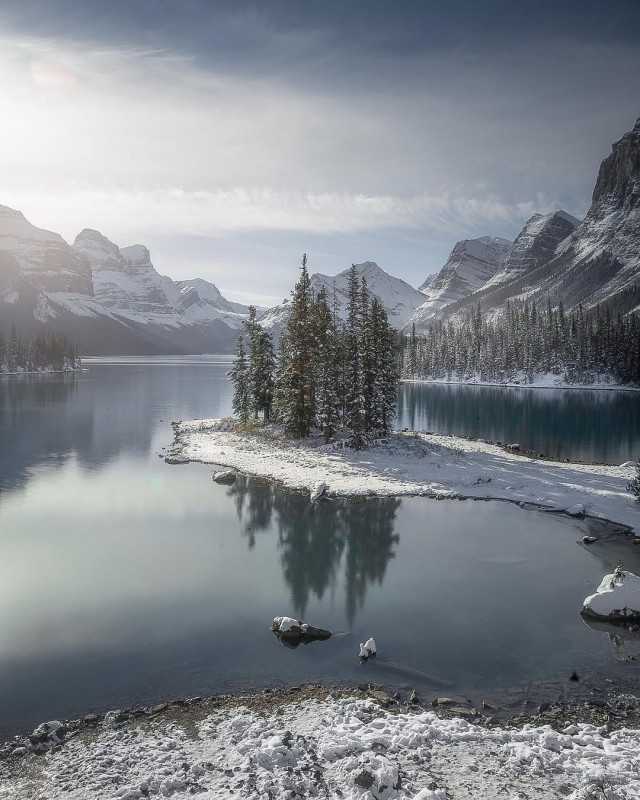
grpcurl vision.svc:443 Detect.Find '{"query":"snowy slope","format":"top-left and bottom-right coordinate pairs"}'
top-left (260, 261), bottom-right (426, 334)
top-left (408, 237), bottom-right (512, 329)
top-left (482, 210), bottom-right (581, 290)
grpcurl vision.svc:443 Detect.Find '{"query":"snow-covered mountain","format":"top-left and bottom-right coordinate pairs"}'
top-left (0, 207), bottom-right (246, 354)
top-left (425, 117), bottom-right (640, 325)
top-left (409, 236), bottom-right (512, 328)
top-left (259, 261), bottom-right (426, 336)
top-left (481, 210), bottom-right (580, 290)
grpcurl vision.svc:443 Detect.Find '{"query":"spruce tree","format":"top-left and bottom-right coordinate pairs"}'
top-left (344, 264), bottom-right (365, 448)
top-left (313, 287), bottom-right (340, 442)
top-left (274, 254), bottom-right (315, 437)
top-left (228, 336), bottom-right (250, 422)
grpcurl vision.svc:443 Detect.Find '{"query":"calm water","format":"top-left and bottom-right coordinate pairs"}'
top-left (1, 358), bottom-right (638, 737)
top-left (397, 382), bottom-right (640, 464)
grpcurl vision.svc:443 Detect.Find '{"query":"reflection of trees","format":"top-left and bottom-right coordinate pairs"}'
top-left (0, 373), bottom-right (79, 498)
top-left (232, 476), bottom-right (400, 623)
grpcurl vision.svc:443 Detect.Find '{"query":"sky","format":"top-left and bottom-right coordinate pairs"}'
top-left (0, 1), bottom-right (639, 306)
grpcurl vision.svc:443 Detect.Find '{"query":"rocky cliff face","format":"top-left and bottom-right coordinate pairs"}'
top-left (413, 117), bottom-right (640, 327)
top-left (482, 211), bottom-right (580, 290)
top-left (410, 236), bottom-right (512, 327)
top-left (0, 206), bottom-right (93, 295)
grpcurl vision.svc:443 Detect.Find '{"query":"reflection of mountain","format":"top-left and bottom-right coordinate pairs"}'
top-left (230, 477), bottom-right (400, 623)
top-left (0, 360), bottom-right (234, 498)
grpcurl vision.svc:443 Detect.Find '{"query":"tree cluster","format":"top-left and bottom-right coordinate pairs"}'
top-left (0, 327), bottom-right (80, 374)
top-left (403, 301), bottom-right (640, 386)
top-left (228, 256), bottom-right (400, 446)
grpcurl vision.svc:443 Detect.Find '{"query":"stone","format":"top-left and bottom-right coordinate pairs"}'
top-left (270, 616), bottom-right (332, 646)
top-left (212, 470), bottom-right (236, 484)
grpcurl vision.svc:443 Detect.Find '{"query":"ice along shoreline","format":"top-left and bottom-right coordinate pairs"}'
top-left (167, 419), bottom-right (640, 536)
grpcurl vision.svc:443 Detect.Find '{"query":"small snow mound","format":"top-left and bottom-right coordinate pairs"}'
top-left (566, 503), bottom-right (585, 517)
top-left (582, 568), bottom-right (640, 620)
top-left (272, 616), bottom-right (299, 633)
top-left (359, 638), bottom-right (377, 659)
top-left (621, 461), bottom-right (637, 468)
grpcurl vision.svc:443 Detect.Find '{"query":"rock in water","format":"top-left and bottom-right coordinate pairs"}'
top-left (359, 637), bottom-right (377, 659)
top-left (212, 470), bottom-right (236, 484)
top-left (271, 616), bottom-right (332, 646)
top-left (581, 569), bottom-right (640, 621)
top-left (310, 482), bottom-right (327, 503)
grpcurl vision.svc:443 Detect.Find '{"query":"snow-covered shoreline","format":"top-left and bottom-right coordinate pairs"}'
top-left (168, 420), bottom-right (640, 535)
top-left (3, 688), bottom-right (640, 800)
top-left (402, 376), bottom-right (640, 392)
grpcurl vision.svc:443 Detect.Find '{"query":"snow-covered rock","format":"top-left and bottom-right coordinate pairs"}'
top-left (23, 720), bottom-right (70, 753)
top-left (212, 469), bottom-right (236, 484)
top-left (359, 637), bottom-right (377, 659)
top-left (310, 482), bottom-right (328, 502)
top-left (581, 568), bottom-right (640, 620)
top-left (270, 616), bottom-right (332, 644)
top-left (566, 503), bottom-right (585, 517)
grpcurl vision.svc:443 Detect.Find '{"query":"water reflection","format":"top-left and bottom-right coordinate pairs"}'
top-left (397, 383), bottom-right (640, 464)
top-left (582, 617), bottom-right (640, 662)
top-left (230, 477), bottom-right (400, 623)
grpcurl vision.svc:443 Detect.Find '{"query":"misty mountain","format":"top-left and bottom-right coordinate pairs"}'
top-left (0, 208), bottom-right (245, 355)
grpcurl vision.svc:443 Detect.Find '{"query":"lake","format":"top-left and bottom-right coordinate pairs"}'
top-left (1, 357), bottom-right (639, 738)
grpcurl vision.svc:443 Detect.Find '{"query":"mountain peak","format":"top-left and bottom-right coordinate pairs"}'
top-left (0, 205), bottom-right (25, 220)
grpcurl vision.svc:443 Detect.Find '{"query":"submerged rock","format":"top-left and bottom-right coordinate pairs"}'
top-left (270, 616), bottom-right (332, 647)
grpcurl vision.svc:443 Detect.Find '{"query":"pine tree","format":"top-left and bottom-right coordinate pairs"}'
top-left (311, 287), bottom-right (339, 442)
top-left (344, 264), bottom-right (365, 448)
top-left (273, 254), bottom-right (315, 437)
top-left (228, 336), bottom-right (250, 422)
top-left (628, 459), bottom-right (640, 500)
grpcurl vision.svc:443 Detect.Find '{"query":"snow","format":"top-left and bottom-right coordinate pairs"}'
top-left (272, 616), bottom-right (300, 633)
top-left (364, 637), bottom-right (377, 655)
top-left (170, 421), bottom-right (640, 535)
top-left (4, 696), bottom-right (640, 799)
top-left (403, 373), bottom-right (640, 392)
top-left (582, 570), bottom-right (640, 620)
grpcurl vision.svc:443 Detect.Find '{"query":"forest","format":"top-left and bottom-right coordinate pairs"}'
top-left (0, 328), bottom-right (81, 374)
top-left (402, 301), bottom-right (640, 386)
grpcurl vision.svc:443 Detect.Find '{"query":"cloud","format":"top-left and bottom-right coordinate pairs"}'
top-left (7, 185), bottom-right (555, 244)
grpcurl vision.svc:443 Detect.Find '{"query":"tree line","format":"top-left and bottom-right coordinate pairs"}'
top-left (0, 327), bottom-right (81, 373)
top-left (403, 301), bottom-right (640, 386)
top-left (228, 256), bottom-right (400, 446)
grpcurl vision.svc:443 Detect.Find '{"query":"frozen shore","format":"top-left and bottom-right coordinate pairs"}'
top-left (168, 420), bottom-right (640, 535)
top-left (2, 687), bottom-right (640, 800)
top-left (402, 375), bottom-right (640, 392)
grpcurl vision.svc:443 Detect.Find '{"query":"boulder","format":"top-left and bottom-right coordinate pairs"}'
top-left (212, 470), bottom-right (236, 484)
top-left (310, 482), bottom-right (328, 502)
top-left (581, 568), bottom-right (640, 621)
top-left (270, 616), bottom-right (332, 646)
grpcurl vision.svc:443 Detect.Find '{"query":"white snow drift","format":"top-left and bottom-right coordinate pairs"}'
top-left (3, 697), bottom-right (640, 800)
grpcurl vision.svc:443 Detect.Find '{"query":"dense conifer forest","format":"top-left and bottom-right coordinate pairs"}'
top-left (402, 302), bottom-right (640, 386)
top-left (0, 328), bottom-right (81, 374)
top-left (228, 256), bottom-right (400, 447)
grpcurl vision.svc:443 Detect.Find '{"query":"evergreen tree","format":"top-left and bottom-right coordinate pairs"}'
top-left (628, 459), bottom-right (640, 500)
top-left (273, 254), bottom-right (315, 437)
top-left (313, 287), bottom-right (341, 442)
top-left (344, 264), bottom-right (365, 448)
top-left (228, 336), bottom-right (250, 422)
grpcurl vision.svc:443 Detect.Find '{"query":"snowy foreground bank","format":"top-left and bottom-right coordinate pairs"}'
top-left (3, 694), bottom-right (640, 800)
top-left (169, 421), bottom-right (640, 535)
